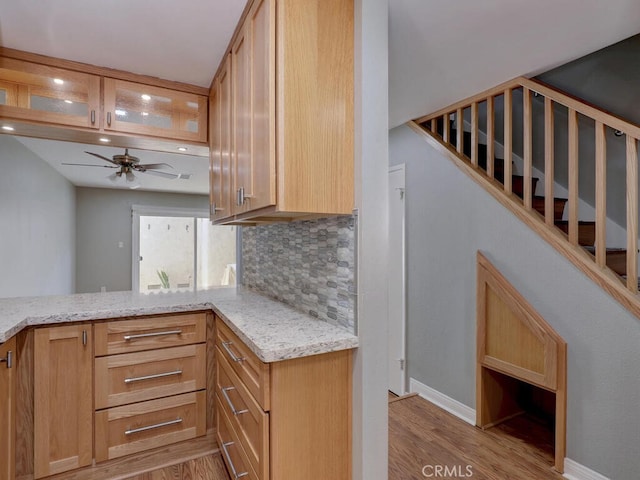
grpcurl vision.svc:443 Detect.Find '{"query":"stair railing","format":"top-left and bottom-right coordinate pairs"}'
top-left (411, 76), bottom-right (640, 300)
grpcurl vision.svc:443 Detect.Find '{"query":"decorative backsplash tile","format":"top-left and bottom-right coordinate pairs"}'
top-left (241, 216), bottom-right (356, 333)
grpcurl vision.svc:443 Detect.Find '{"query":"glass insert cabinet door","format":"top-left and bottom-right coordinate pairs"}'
top-left (0, 57), bottom-right (100, 128)
top-left (104, 78), bottom-right (207, 143)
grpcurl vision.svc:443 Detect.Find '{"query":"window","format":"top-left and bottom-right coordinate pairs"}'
top-left (131, 206), bottom-right (236, 293)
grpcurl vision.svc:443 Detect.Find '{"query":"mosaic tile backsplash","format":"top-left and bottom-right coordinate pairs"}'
top-left (241, 215), bottom-right (356, 333)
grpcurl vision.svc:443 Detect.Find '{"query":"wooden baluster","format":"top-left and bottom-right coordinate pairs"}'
top-left (443, 114), bottom-right (450, 144)
top-left (471, 102), bottom-right (478, 167)
top-left (544, 97), bottom-right (555, 226)
top-left (504, 89), bottom-right (513, 193)
top-left (626, 135), bottom-right (638, 291)
top-left (568, 109), bottom-right (579, 245)
top-left (595, 121), bottom-right (607, 268)
top-left (487, 97), bottom-right (495, 178)
top-left (430, 118), bottom-right (437, 134)
top-left (523, 88), bottom-right (532, 209)
top-left (457, 108), bottom-right (464, 155)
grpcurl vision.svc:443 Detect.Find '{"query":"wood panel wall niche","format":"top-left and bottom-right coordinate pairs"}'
top-left (476, 252), bottom-right (567, 473)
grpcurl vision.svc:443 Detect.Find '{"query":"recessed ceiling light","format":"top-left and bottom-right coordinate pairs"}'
top-left (141, 112), bottom-right (149, 116)
top-left (141, 94), bottom-right (151, 101)
top-left (2, 126), bottom-right (15, 131)
top-left (177, 147), bottom-right (188, 152)
top-left (53, 78), bottom-right (64, 85)
top-left (64, 100), bottom-right (73, 104)
top-left (115, 109), bottom-right (127, 116)
top-left (99, 137), bottom-right (110, 143)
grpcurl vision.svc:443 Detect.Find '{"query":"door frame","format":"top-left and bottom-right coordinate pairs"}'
top-left (388, 164), bottom-right (407, 394)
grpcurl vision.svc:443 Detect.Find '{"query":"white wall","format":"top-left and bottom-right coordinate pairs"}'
top-left (0, 135), bottom-right (75, 297)
top-left (75, 187), bottom-right (208, 293)
top-left (389, 124), bottom-right (640, 479)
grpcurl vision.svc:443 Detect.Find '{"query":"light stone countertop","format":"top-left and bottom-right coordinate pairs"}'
top-left (0, 287), bottom-right (358, 362)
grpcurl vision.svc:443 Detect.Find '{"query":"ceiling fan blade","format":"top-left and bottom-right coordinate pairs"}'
top-left (143, 169), bottom-right (181, 179)
top-left (85, 151), bottom-right (119, 165)
top-left (61, 162), bottom-right (119, 168)
top-left (136, 163), bottom-right (173, 170)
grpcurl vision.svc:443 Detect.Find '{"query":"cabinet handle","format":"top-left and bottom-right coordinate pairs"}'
top-left (211, 203), bottom-right (224, 216)
top-left (221, 386), bottom-right (249, 416)
top-left (90, 110), bottom-right (96, 124)
top-left (123, 329), bottom-right (182, 341)
top-left (0, 351), bottom-right (12, 369)
top-left (221, 341), bottom-right (245, 363)
top-left (124, 370), bottom-right (183, 384)
top-left (107, 111), bottom-right (112, 126)
top-left (236, 188), bottom-right (243, 206)
top-left (125, 418), bottom-right (182, 436)
top-left (221, 441), bottom-right (249, 479)
top-left (82, 330), bottom-right (88, 346)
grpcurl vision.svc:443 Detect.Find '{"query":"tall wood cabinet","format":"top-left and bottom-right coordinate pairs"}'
top-left (0, 337), bottom-right (16, 480)
top-left (33, 325), bottom-right (93, 478)
top-left (209, 0), bottom-right (354, 224)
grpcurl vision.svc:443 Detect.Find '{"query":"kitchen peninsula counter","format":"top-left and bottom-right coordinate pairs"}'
top-left (0, 287), bottom-right (358, 362)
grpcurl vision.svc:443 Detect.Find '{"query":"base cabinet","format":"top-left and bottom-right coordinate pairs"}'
top-left (0, 337), bottom-right (16, 480)
top-left (33, 324), bottom-right (93, 479)
top-left (215, 318), bottom-right (352, 480)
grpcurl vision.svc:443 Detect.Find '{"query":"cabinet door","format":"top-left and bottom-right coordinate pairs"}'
top-left (232, 0), bottom-right (276, 214)
top-left (34, 325), bottom-right (93, 478)
top-left (210, 56), bottom-right (233, 222)
top-left (0, 57), bottom-right (100, 129)
top-left (104, 78), bottom-right (208, 143)
top-left (0, 337), bottom-right (16, 480)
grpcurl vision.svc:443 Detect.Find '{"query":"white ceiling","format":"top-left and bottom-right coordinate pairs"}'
top-left (14, 136), bottom-right (209, 194)
top-left (389, 0), bottom-right (640, 128)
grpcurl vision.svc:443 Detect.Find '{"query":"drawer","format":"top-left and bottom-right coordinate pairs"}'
top-left (216, 397), bottom-right (260, 480)
top-left (217, 347), bottom-right (269, 479)
top-left (95, 313), bottom-right (207, 356)
top-left (216, 319), bottom-right (270, 410)
top-left (95, 391), bottom-right (206, 462)
top-left (95, 344), bottom-right (206, 409)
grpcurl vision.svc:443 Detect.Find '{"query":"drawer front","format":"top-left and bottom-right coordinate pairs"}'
top-left (216, 397), bottom-right (260, 480)
top-left (216, 319), bottom-right (270, 410)
top-left (95, 391), bottom-right (206, 462)
top-left (95, 344), bottom-right (206, 409)
top-left (95, 313), bottom-right (207, 356)
top-left (217, 347), bottom-right (269, 479)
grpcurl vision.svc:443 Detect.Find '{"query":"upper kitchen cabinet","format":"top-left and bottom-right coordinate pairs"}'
top-left (0, 57), bottom-right (100, 129)
top-left (211, 0), bottom-right (354, 224)
top-left (104, 78), bottom-right (208, 143)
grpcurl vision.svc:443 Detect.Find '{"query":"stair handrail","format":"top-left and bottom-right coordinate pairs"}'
top-left (410, 76), bottom-right (640, 320)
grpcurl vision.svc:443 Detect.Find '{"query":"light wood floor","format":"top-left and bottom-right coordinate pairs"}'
top-left (389, 394), bottom-right (564, 480)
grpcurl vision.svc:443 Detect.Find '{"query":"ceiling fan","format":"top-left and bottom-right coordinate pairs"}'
top-left (61, 148), bottom-right (191, 184)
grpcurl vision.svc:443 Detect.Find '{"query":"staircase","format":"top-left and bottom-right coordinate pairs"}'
top-left (410, 77), bottom-right (640, 319)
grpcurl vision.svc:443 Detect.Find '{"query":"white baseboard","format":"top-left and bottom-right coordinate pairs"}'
top-left (408, 377), bottom-right (475, 425)
top-left (563, 458), bottom-right (610, 480)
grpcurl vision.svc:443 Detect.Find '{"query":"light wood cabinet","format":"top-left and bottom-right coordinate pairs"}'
top-left (215, 316), bottom-right (352, 480)
top-left (33, 324), bottom-right (93, 479)
top-left (210, 0), bottom-right (354, 224)
top-left (104, 78), bottom-right (208, 143)
top-left (0, 57), bottom-right (100, 129)
top-left (0, 337), bottom-right (16, 480)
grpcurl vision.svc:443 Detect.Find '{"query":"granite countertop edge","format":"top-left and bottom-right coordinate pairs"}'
top-left (0, 288), bottom-right (358, 362)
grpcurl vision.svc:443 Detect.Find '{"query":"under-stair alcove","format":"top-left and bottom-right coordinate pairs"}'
top-left (476, 252), bottom-right (567, 473)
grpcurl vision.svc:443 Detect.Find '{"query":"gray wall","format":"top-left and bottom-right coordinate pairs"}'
top-left (389, 124), bottom-right (640, 479)
top-left (0, 135), bottom-right (75, 297)
top-left (75, 187), bottom-right (208, 293)
top-left (242, 216), bottom-right (356, 332)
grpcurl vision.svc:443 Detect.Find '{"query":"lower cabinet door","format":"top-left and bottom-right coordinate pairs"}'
top-left (216, 398), bottom-right (260, 480)
top-left (95, 390), bottom-right (206, 462)
top-left (0, 337), bottom-right (16, 480)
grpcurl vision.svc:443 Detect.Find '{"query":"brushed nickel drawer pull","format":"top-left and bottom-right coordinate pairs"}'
top-left (222, 341), bottom-right (245, 363)
top-left (123, 330), bottom-right (182, 341)
top-left (0, 351), bottom-right (12, 369)
top-left (221, 386), bottom-right (249, 416)
top-left (221, 441), bottom-right (249, 479)
top-left (124, 370), bottom-right (183, 384)
top-left (125, 417), bottom-right (182, 436)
